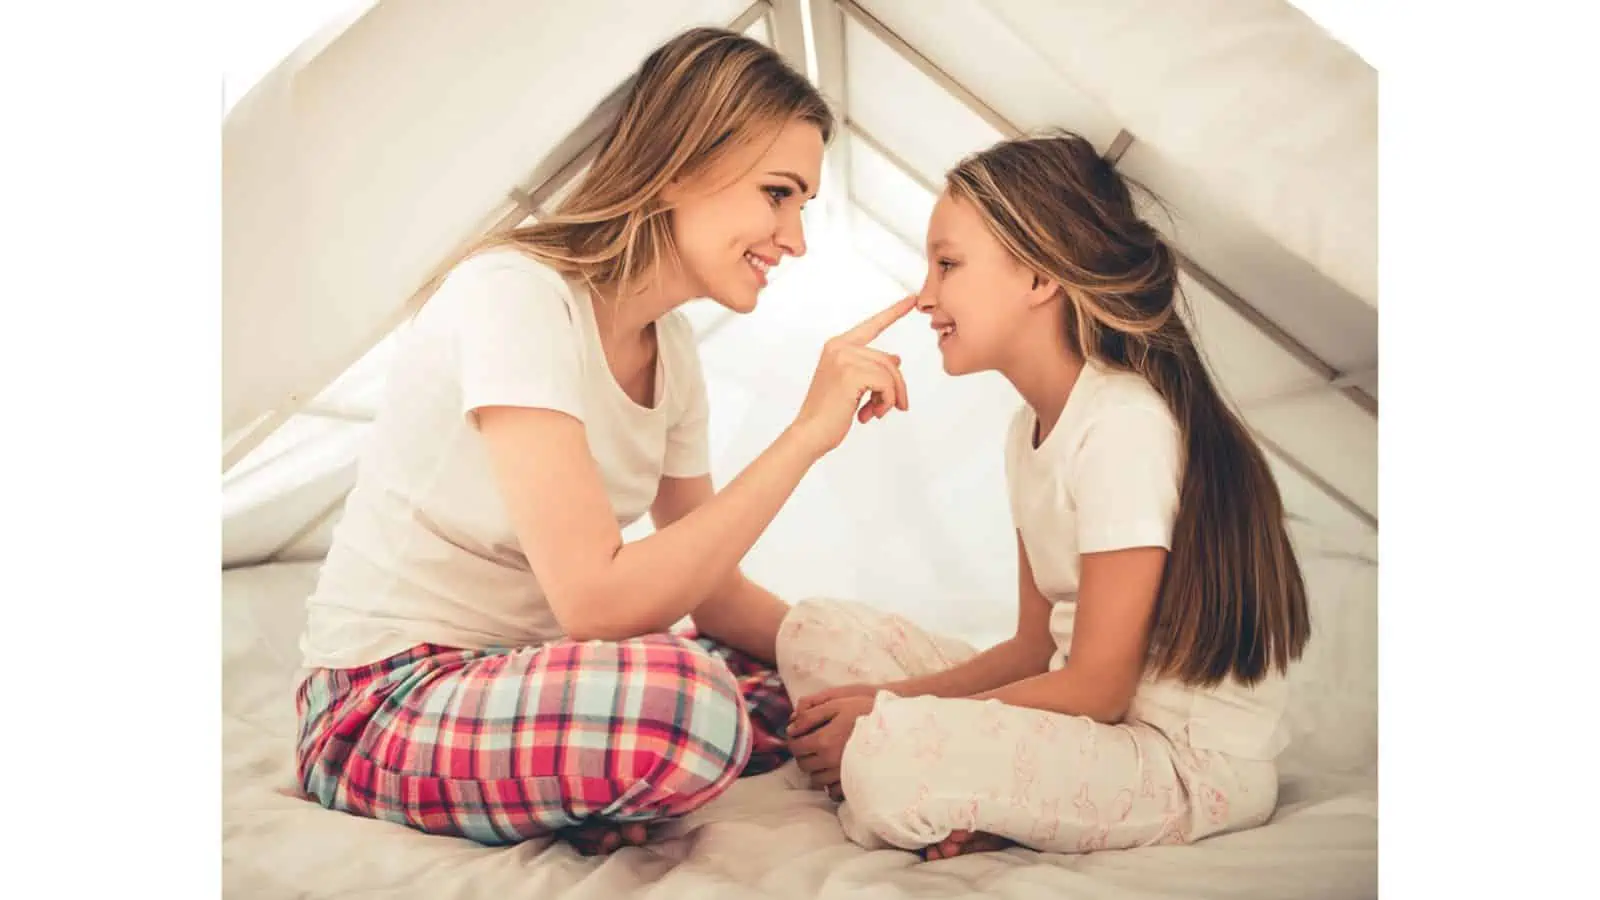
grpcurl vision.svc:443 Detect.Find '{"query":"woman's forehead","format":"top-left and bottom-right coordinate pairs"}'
top-left (748, 120), bottom-right (823, 182)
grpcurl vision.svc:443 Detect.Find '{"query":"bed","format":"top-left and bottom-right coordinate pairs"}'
top-left (222, 535), bottom-right (1377, 899)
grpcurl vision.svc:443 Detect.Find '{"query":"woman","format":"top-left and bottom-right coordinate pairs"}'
top-left (292, 26), bottom-right (914, 854)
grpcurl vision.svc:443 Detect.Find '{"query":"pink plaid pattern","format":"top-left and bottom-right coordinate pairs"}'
top-left (678, 628), bottom-right (795, 775)
top-left (295, 633), bottom-right (753, 845)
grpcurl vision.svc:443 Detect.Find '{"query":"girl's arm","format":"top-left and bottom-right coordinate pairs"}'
top-left (649, 473), bottom-right (790, 665)
top-left (879, 533), bottom-right (1058, 699)
top-left (971, 545), bottom-right (1166, 724)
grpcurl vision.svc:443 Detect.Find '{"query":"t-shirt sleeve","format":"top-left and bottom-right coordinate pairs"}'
top-left (661, 317), bottom-right (712, 478)
top-left (441, 255), bottom-right (586, 426)
top-left (1070, 403), bottom-right (1184, 553)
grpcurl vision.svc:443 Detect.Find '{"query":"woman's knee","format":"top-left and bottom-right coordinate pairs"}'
top-left (613, 634), bottom-right (753, 814)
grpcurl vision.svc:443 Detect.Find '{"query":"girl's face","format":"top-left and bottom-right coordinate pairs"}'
top-left (916, 191), bottom-right (1042, 375)
top-left (666, 118), bottom-right (824, 313)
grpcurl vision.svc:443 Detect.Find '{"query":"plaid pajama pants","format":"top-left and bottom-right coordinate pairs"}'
top-left (295, 631), bottom-right (788, 846)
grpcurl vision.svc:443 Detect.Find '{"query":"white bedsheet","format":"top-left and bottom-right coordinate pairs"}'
top-left (223, 560), bottom-right (1377, 899)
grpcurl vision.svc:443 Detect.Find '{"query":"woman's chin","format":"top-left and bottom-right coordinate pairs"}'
top-left (707, 287), bottom-right (759, 315)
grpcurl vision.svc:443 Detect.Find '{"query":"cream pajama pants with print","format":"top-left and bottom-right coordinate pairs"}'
top-left (775, 599), bottom-right (1280, 854)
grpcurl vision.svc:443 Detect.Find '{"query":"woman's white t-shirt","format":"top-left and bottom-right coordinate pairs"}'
top-left (1004, 359), bottom-right (1291, 761)
top-left (298, 249), bottom-right (712, 670)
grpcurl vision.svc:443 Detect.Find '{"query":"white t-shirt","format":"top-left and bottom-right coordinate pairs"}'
top-left (298, 248), bottom-right (712, 670)
top-left (1004, 359), bottom-right (1291, 761)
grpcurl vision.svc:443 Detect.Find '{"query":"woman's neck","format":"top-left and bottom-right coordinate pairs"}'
top-left (589, 269), bottom-right (692, 345)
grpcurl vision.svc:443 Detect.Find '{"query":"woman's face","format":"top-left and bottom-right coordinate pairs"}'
top-left (916, 190), bottom-right (1040, 376)
top-left (666, 118), bottom-right (824, 314)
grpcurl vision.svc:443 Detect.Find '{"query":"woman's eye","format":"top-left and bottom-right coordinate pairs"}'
top-left (764, 186), bottom-right (793, 205)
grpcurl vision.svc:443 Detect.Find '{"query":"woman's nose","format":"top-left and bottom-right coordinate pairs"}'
top-left (776, 209), bottom-right (807, 259)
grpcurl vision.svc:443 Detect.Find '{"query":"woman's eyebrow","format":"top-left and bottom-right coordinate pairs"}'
top-left (767, 170), bottom-right (813, 198)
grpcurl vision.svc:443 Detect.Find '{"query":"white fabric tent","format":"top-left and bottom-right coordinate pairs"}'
top-left (221, 1), bottom-right (1378, 896)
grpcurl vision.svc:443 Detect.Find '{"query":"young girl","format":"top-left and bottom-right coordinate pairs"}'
top-left (780, 131), bottom-right (1312, 860)
top-left (292, 27), bottom-right (916, 855)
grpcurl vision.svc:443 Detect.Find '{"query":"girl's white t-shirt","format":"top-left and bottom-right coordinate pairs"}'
top-left (1004, 359), bottom-right (1292, 761)
top-left (297, 249), bottom-right (712, 670)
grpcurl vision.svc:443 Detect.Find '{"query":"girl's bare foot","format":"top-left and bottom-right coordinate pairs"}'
top-left (917, 829), bottom-right (1016, 861)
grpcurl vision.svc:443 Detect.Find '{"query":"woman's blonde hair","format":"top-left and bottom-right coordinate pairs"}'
top-left (473, 26), bottom-right (832, 299)
top-left (947, 130), bottom-right (1312, 687)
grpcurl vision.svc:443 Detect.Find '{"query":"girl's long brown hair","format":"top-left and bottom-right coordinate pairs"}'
top-left (948, 131), bottom-right (1311, 686)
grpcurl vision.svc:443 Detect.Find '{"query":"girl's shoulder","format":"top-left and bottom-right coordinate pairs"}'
top-left (1081, 361), bottom-right (1172, 422)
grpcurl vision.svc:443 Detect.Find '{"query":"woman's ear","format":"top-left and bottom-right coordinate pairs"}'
top-left (1026, 273), bottom-right (1063, 309)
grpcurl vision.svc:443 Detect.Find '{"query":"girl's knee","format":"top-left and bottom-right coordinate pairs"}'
top-left (1224, 759), bottom-right (1281, 831)
top-left (775, 598), bottom-right (887, 684)
top-left (776, 599), bottom-right (830, 684)
top-left (777, 598), bottom-right (846, 649)
top-left (836, 697), bottom-right (947, 845)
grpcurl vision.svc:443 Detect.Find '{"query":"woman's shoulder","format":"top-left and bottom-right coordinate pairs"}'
top-left (420, 247), bottom-right (582, 331)
top-left (444, 246), bottom-right (576, 297)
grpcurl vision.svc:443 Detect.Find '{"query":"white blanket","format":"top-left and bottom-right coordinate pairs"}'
top-left (223, 559), bottom-right (1376, 899)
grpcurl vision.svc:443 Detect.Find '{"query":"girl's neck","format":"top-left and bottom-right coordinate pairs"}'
top-left (1000, 327), bottom-right (1085, 447)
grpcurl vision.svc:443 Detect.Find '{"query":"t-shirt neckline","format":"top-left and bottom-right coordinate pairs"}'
top-left (573, 280), bottom-right (668, 417)
top-left (1029, 358), bottom-right (1100, 455)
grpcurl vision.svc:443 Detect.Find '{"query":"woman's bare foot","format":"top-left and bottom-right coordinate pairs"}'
top-left (559, 820), bottom-right (652, 856)
top-left (917, 829), bottom-right (1016, 861)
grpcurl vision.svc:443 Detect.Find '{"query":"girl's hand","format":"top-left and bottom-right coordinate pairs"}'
top-left (787, 694), bottom-right (877, 798)
top-left (793, 682), bottom-right (880, 717)
top-left (789, 296), bottom-right (916, 457)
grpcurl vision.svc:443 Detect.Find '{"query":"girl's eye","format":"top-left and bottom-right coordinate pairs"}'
top-left (764, 186), bottom-right (793, 205)
top-left (937, 259), bottom-right (957, 272)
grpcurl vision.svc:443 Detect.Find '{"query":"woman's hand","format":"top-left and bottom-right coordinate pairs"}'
top-left (787, 693), bottom-right (878, 799)
top-left (789, 295), bottom-right (917, 457)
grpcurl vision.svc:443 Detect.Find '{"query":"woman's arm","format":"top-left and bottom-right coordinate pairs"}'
top-left (971, 545), bottom-right (1166, 723)
top-left (478, 410), bottom-right (819, 642)
top-left (879, 533), bottom-right (1058, 699)
top-left (477, 296), bottom-right (917, 643)
top-left (650, 474), bottom-right (789, 664)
